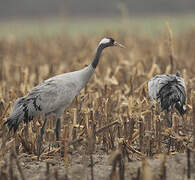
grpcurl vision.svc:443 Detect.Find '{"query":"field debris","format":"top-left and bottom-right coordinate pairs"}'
top-left (0, 30), bottom-right (195, 179)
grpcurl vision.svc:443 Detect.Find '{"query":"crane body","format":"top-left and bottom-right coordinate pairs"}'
top-left (148, 73), bottom-right (186, 127)
top-left (4, 37), bottom-right (125, 159)
top-left (6, 65), bottom-right (94, 132)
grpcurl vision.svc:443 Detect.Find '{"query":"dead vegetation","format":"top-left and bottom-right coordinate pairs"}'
top-left (0, 29), bottom-right (195, 179)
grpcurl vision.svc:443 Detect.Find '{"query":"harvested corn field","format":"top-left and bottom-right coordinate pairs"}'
top-left (0, 29), bottom-right (195, 179)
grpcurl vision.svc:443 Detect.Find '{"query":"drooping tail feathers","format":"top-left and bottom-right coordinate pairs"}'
top-left (158, 78), bottom-right (186, 115)
top-left (4, 97), bottom-right (26, 133)
top-left (4, 96), bottom-right (41, 133)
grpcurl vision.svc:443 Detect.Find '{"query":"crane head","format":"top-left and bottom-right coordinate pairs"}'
top-left (98, 37), bottom-right (126, 49)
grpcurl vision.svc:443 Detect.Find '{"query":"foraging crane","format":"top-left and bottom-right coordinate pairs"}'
top-left (148, 72), bottom-right (186, 127)
top-left (4, 37), bottom-right (125, 158)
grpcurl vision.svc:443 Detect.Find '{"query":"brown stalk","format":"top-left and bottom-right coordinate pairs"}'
top-left (63, 125), bottom-right (69, 169)
top-left (109, 149), bottom-right (121, 180)
top-left (45, 162), bottom-right (50, 180)
top-left (9, 152), bottom-right (14, 180)
top-left (160, 153), bottom-right (167, 180)
top-left (90, 154), bottom-right (94, 180)
top-left (0, 162), bottom-right (8, 180)
top-left (192, 96), bottom-right (195, 148)
top-left (187, 148), bottom-right (191, 179)
top-left (0, 101), bottom-right (11, 123)
top-left (0, 99), bottom-right (5, 119)
top-left (125, 141), bottom-right (145, 158)
top-left (128, 116), bottom-right (135, 141)
top-left (141, 159), bottom-right (152, 180)
top-left (166, 21), bottom-right (174, 74)
top-left (95, 120), bottom-right (120, 135)
top-left (40, 147), bottom-right (60, 158)
top-left (18, 134), bottom-right (32, 154)
top-left (86, 110), bottom-right (96, 180)
top-left (54, 169), bottom-right (58, 180)
top-left (136, 167), bottom-right (141, 180)
top-left (139, 118), bottom-right (144, 153)
top-left (87, 127), bottom-right (95, 180)
top-left (12, 151), bottom-right (26, 180)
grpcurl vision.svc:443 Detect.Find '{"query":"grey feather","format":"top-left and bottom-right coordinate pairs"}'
top-left (148, 73), bottom-right (186, 126)
top-left (4, 37), bottom-right (121, 133)
top-left (5, 65), bottom-right (94, 132)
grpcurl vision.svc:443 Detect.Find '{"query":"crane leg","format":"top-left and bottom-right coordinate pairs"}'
top-left (55, 118), bottom-right (61, 142)
top-left (37, 117), bottom-right (48, 160)
top-left (165, 110), bottom-right (172, 127)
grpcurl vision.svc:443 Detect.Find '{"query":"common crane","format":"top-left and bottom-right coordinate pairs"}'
top-left (148, 72), bottom-right (186, 127)
top-left (4, 37), bottom-right (125, 159)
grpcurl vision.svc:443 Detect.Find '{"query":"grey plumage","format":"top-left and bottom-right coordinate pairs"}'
top-left (5, 65), bottom-right (94, 132)
top-left (148, 73), bottom-right (186, 127)
top-left (5, 37), bottom-right (125, 159)
top-left (4, 37), bottom-right (125, 135)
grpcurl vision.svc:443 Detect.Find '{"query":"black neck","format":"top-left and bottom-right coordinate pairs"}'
top-left (91, 45), bottom-right (104, 69)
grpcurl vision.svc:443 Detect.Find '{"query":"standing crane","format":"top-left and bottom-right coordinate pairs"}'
top-left (4, 37), bottom-right (125, 159)
top-left (148, 72), bottom-right (186, 127)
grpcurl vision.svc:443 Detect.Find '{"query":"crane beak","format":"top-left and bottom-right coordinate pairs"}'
top-left (114, 41), bottom-right (126, 48)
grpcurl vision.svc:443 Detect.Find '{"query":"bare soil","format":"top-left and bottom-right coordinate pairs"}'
top-left (1, 149), bottom-right (194, 180)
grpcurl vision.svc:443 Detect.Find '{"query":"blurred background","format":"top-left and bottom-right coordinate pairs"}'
top-left (0, 0), bottom-right (195, 38)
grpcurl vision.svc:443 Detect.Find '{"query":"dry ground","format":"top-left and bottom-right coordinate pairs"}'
top-left (1, 149), bottom-right (195, 180)
top-left (0, 29), bottom-right (195, 179)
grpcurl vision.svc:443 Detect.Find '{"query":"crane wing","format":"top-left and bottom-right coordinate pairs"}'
top-left (28, 78), bottom-right (78, 115)
top-left (5, 77), bottom-right (78, 132)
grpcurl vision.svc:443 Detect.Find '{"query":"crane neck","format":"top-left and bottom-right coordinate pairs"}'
top-left (78, 45), bottom-right (104, 90)
top-left (91, 45), bottom-right (104, 69)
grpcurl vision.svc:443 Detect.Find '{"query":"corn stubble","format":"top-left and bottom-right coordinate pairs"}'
top-left (0, 29), bottom-right (195, 179)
